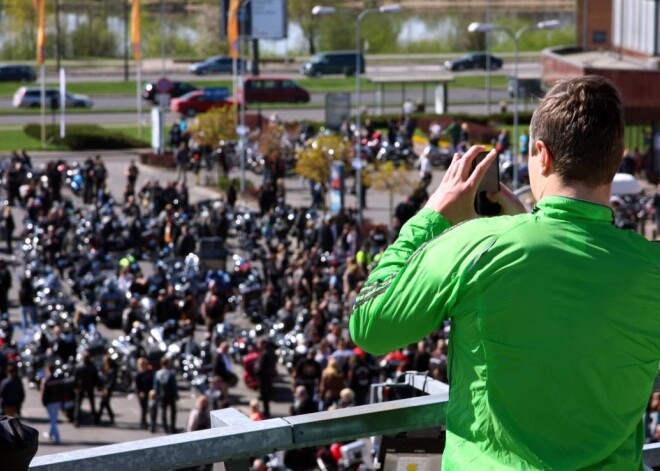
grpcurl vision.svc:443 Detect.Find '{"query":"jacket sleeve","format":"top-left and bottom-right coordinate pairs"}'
top-left (349, 208), bottom-right (469, 355)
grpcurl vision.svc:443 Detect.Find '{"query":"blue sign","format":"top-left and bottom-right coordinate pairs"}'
top-left (329, 161), bottom-right (345, 213)
top-left (592, 31), bottom-right (607, 44)
top-left (203, 87), bottom-right (230, 100)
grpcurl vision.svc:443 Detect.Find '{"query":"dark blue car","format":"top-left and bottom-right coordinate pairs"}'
top-left (444, 54), bottom-right (503, 72)
top-left (189, 56), bottom-right (246, 75)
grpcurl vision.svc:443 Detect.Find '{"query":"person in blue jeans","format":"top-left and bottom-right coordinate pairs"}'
top-left (41, 364), bottom-right (61, 444)
top-left (19, 272), bottom-right (37, 331)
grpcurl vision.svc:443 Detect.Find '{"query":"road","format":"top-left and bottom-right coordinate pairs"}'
top-left (0, 88), bottom-right (532, 127)
top-left (0, 61), bottom-right (540, 126)
top-left (0, 87), bottom-right (511, 113)
top-left (33, 60), bottom-right (541, 83)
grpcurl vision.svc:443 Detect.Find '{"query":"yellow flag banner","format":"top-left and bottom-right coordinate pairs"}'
top-left (35, 0), bottom-right (46, 64)
top-left (131, 0), bottom-right (141, 61)
top-left (228, 0), bottom-right (240, 59)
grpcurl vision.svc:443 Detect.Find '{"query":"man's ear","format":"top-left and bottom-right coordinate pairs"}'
top-left (537, 140), bottom-right (553, 177)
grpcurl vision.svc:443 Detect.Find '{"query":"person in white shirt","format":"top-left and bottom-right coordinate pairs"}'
top-left (419, 152), bottom-right (433, 186)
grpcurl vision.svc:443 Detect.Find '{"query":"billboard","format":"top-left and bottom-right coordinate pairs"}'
top-left (329, 161), bottom-right (345, 213)
top-left (251, 0), bottom-right (287, 40)
top-left (221, 0), bottom-right (287, 40)
top-left (325, 92), bottom-right (351, 131)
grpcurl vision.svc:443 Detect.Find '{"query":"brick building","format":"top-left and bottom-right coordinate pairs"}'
top-left (543, 0), bottom-right (660, 172)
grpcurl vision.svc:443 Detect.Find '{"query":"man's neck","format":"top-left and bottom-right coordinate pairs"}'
top-left (538, 177), bottom-right (612, 207)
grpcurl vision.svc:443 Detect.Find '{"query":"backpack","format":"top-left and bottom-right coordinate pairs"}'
top-left (155, 369), bottom-right (177, 401)
top-left (352, 365), bottom-right (370, 389)
top-left (94, 164), bottom-right (107, 181)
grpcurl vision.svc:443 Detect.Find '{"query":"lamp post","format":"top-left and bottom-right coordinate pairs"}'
top-left (313, 4), bottom-right (403, 226)
top-left (468, 19), bottom-right (561, 189)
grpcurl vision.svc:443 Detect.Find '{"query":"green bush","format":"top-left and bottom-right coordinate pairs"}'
top-left (23, 124), bottom-right (149, 150)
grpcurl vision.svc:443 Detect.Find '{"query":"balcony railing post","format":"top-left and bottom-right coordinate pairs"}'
top-left (211, 409), bottom-right (252, 471)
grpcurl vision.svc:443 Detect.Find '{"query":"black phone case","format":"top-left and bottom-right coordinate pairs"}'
top-left (472, 153), bottom-right (501, 216)
top-left (475, 192), bottom-right (501, 216)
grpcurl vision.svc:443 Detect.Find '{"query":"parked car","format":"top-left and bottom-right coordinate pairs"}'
top-left (170, 90), bottom-right (234, 116)
top-left (143, 81), bottom-right (198, 103)
top-left (189, 56), bottom-right (246, 75)
top-left (242, 77), bottom-right (310, 104)
top-left (0, 64), bottom-right (36, 82)
top-left (301, 51), bottom-right (365, 77)
top-left (12, 87), bottom-right (93, 108)
top-left (444, 54), bottom-right (503, 71)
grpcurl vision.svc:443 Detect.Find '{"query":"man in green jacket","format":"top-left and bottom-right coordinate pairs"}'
top-left (350, 75), bottom-right (660, 470)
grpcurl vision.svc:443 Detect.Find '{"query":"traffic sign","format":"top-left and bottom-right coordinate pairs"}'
top-left (155, 77), bottom-right (173, 94)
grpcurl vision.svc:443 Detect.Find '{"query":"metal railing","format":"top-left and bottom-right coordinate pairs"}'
top-left (27, 373), bottom-right (660, 471)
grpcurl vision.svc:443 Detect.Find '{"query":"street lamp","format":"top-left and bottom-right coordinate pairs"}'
top-left (468, 19), bottom-right (562, 189)
top-left (313, 4), bottom-right (403, 226)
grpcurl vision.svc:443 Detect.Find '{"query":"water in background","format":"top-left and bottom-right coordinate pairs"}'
top-left (0, 6), bottom-right (575, 57)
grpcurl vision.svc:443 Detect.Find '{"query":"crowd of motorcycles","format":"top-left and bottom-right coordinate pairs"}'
top-left (0, 156), bottom-right (369, 428)
top-left (11, 191), bottom-right (302, 383)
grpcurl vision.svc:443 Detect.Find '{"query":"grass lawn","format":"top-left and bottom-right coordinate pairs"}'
top-left (0, 127), bottom-right (67, 152)
top-left (0, 124), bottom-right (153, 152)
top-left (108, 125), bottom-right (153, 142)
top-left (0, 107), bottom-right (136, 115)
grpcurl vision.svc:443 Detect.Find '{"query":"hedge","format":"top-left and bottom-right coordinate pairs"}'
top-left (24, 124), bottom-right (149, 150)
top-left (282, 111), bottom-right (533, 138)
top-left (352, 111), bottom-right (534, 129)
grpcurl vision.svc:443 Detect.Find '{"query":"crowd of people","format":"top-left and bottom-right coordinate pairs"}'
top-left (0, 143), bottom-right (451, 466)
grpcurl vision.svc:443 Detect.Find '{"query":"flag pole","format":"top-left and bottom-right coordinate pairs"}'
top-left (137, 58), bottom-right (142, 139)
top-left (228, 0), bottom-right (242, 190)
top-left (40, 64), bottom-right (45, 147)
top-left (59, 67), bottom-right (66, 139)
top-left (36, 0), bottom-right (46, 147)
top-left (131, 0), bottom-right (143, 139)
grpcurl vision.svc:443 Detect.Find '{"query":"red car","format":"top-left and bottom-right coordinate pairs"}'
top-left (170, 90), bottom-right (234, 116)
top-left (242, 77), bottom-right (310, 104)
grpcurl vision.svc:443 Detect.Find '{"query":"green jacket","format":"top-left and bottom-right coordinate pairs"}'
top-left (350, 196), bottom-right (660, 470)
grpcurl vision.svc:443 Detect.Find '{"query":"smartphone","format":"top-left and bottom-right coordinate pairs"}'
top-left (472, 151), bottom-right (501, 216)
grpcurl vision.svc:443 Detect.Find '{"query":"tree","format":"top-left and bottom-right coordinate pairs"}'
top-left (2, 0), bottom-right (37, 60)
top-left (189, 106), bottom-right (238, 146)
top-left (288, 0), bottom-right (324, 54)
top-left (258, 123), bottom-right (287, 164)
top-left (370, 161), bottom-right (415, 226)
top-left (195, 4), bottom-right (227, 57)
top-left (360, 15), bottom-right (401, 54)
top-left (295, 134), bottom-right (351, 184)
top-left (188, 106), bottom-right (238, 181)
top-left (318, 15), bottom-right (352, 52)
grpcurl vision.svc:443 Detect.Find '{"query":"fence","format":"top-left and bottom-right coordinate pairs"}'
top-left (28, 373), bottom-right (660, 471)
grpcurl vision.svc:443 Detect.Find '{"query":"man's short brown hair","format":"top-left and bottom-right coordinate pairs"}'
top-left (530, 75), bottom-right (624, 186)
